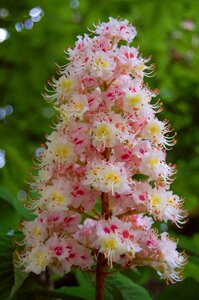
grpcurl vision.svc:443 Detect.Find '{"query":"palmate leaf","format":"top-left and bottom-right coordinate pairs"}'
top-left (56, 286), bottom-right (92, 300)
top-left (104, 273), bottom-right (152, 300)
top-left (0, 235), bottom-right (15, 300)
top-left (0, 233), bottom-right (29, 300)
top-left (10, 267), bottom-right (28, 299)
top-left (58, 271), bottom-right (95, 300)
top-left (0, 186), bottom-right (30, 300)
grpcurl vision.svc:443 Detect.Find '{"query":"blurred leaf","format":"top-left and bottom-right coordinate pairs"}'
top-left (184, 256), bottom-right (199, 282)
top-left (0, 235), bottom-right (15, 300)
top-left (172, 232), bottom-right (199, 256)
top-left (76, 271), bottom-right (95, 292)
top-left (10, 268), bottom-right (28, 299)
top-left (17, 288), bottom-right (87, 300)
top-left (0, 200), bottom-right (20, 234)
top-left (0, 186), bottom-right (33, 220)
top-left (158, 278), bottom-right (199, 300)
top-left (121, 266), bottom-right (154, 286)
top-left (105, 273), bottom-right (152, 300)
top-left (57, 286), bottom-right (92, 299)
top-left (58, 270), bottom-right (95, 300)
top-left (184, 262), bottom-right (199, 283)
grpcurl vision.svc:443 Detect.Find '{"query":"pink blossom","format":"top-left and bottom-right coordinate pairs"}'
top-left (19, 18), bottom-right (186, 284)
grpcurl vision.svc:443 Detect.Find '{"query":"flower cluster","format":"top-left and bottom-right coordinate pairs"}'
top-left (19, 17), bottom-right (186, 283)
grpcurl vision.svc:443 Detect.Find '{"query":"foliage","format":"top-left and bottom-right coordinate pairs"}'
top-left (0, 0), bottom-right (199, 299)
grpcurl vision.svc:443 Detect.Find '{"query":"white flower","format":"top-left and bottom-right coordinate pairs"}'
top-left (142, 118), bottom-right (175, 149)
top-left (90, 50), bottom-right (116, 80)
top-left (22, 245), bottom-right (51, 274)
top-left (44, 75), bottom-right (76, 102)
top-left (60, 93), bottom-right (89, 120)
top-left (37, 178), bottom-right (71, 211)
top-left (42, 131), bottom-right (77, 166)
top-left (83, 160), bottom-right (131, 194)
top-left (91, 113), bottom-right (134, 151)
top-left (22, 219), bottom-right (48, 246)
top-left (93, 217), bottom-right (141, 267)
top-left (92, 121), bottom-right (117, 149)
top-left (139, 148), bottom-right (175, 184)
top-left (157, 233), bottom-right (186, 282)
top-left (94, 17), bottom-right (137, 43)
top-left (148, 188), bottom-right (186, 225)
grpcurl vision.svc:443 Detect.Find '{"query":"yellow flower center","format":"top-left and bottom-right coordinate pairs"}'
top-left (51, 191), bottom-right (64, 204)
top-left (60, 78), bottom-right (73, 91)
top-left (102, 237), bottom-right (118, 251)
top-left (104, 171), bottom-right (121, 184)
top-left (95, 123), bottom-right (111, 140)
top-left (95, 58), bottom-right (109, 69)
top-left (127, 94), bottom-right (141, 107)
top-left (55, 144), bottom-right (70, 158)
top-left (72, 101), bottom-right (84, 111)
top-left (148, 157), bottom-right (159, 167)
top-left (151, 194), bottom-right (160, 207)
top-left (32, 227), bottom-right (42, 237)
top-left (149, 124), bottom-right (161, 135)
top-left (136, 64), bottom-right (145, 71)
top-left (36, 251), bottom-right (47, 268)
top-left (167, 198), bottom-right (175, 206)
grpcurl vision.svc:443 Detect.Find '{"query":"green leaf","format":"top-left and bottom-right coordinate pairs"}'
top-left (58, 271), bottom-right (95, 300)
top-left (76, 270), bottom-right (95, 292)
top-left (0, 235), bottom-right (15, 300)
top-left (10, 267), bottom-right (28, 298)
top-left (172, 232), bottom-right (199, 256)
top-left (104, 282), bottom-right (114, 300)
top-left (132, 174), bottom-right (149, 181)
top-left (184, 256), bottom-right (199, 282)
top-left (0, 186), bottom-right (33, 220)
top-left (105, 273), bottom-right (152, 300)
top-left (16, 288), bottom-right (86, 300)
top-left (0, 200), bottom-right (20, 234)
top-left (57, 286), bottom-right (92, 299)
top-left (158, 278), bottom-right (199, 300)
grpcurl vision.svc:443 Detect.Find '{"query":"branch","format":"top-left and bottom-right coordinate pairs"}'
top-left (116, 208), bottom-right (141, 219)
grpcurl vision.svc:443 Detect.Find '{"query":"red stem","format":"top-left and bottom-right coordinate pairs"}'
top-left (95, 148), bottom-right (111, 300)
top-left (96, 253), bottom-right (107, 300)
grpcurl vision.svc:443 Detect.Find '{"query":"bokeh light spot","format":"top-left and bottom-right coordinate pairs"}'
top-left (29, 7), bottom-right (42, 17)
top-left (15, 22), bottom-right (24, 32)
top-left (0, 8), bottom-right (9, 18)
top-left (0, 108), bottom-right (6, 120)
top-left (17, 190), bottom-right (27, 201)
top-left (0, 28), bottom-right (9, 43)
top-left (43, 107), bottom-right (54, 118)
top-left (5, 105), bottom-right (13, 116)
top-left (70, 0), bottom-right (79, 9)
top-left (0, 150), bottom-right (5, 168)
top-left (24, 19), bottom-right (33, 30)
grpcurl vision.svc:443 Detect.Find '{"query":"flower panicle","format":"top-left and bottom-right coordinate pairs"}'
top-left (19, 17), bottom-right (186, 284)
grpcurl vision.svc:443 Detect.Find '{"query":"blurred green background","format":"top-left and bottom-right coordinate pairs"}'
top-left (0, 0), bottom-right (199, 299)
